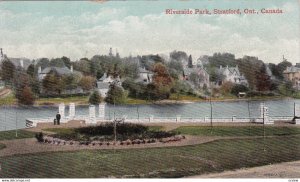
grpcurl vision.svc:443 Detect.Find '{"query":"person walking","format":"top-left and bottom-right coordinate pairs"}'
top-left (56, 112), bottom-right (61, 125)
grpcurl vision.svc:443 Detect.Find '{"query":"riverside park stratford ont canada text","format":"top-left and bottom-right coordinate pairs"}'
top-left (165, 8), bottom-right (284, 15)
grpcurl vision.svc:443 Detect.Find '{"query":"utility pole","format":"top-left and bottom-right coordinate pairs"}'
top-left (15, 110), bottom-right (18, 138)
top-left (263, 102), bottom-right (266, 152)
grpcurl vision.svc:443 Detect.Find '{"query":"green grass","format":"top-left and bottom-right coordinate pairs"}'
top-left (36, 95), bottom-right (89, 105)
top-left (0, 130), bottom-right (36, 141)
top-left (169, 94), bottom-right (203, 101)
top-left (0, 143), bottom-right (6, 150)
top-left (148, 126), bottom-right (163, 131)
top-left (0, 93), bottom-right (17, 106)
top-left (0, 135), bottom-right (299, 178)
top-left (173, 126), bottom-right (300, 137)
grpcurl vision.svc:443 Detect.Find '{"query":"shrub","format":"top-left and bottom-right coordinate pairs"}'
top-left (89, 90), bottom-right (102, 105)
top-left (35, 132), bottom-right (44, 142)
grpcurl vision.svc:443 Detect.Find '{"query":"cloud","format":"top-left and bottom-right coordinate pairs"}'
top-left (0, 2), bottom-right (299, 64)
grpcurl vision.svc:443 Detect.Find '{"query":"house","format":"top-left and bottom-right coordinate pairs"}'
top-left (0, 48), bottom-right (31, 70)
top-left (217, 65), bottom-right (248, 86)
top-left (38, 65), bottom-right (80, 81)
top-left (182, 66), bottom-right (210, 88)
top-left (283, 66), bottom-right (300, 90)
top-left (97, 73), bottom-right (122, 97)
top-left (136, 67), bottom-right (153, 84)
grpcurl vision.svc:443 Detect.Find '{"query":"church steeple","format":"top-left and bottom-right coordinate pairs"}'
top-left (109, 47), bottom-right (113, 57)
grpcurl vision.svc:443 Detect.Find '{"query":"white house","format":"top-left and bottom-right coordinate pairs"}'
top-left (217, 65), bottom-right (248, 86)
top-left (136, 67), bottom-right (153, 84)
top-left (97, 73), bottom-right (122, 97)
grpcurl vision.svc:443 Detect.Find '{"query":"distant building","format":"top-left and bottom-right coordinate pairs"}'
top-left (97, 73), bottom-right (122, 97)
top-left (38, 65), bottom-right (79, 81)
top-left (217, 65), bottom-right (248, 86)
top-left (182, 66), bottom-right (210, 88)
top-left (0, 48), bottom-right (31, 69)
top-left (136, 67), bottom-right (153, 84)
top-left (283, 66), bottom-right (300, 90)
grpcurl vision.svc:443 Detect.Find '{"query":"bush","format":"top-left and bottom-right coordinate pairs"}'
top-left (35, 132), bottom-right (44, 142)
top-left (89, 90), bottom-right (102, 105)
top-left (231, 84), bottom-right (249, 96)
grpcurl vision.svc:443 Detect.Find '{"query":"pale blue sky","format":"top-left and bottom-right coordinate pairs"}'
top-left (0, 0), bottom-right (299, 63)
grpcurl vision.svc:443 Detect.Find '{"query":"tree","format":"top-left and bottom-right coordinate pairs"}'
top-left (278, 81), bottom-right (294, 96)
top-left (61, 56), bottom-right (71, 68)
top-left (105, 83), bottom-right (127, 104)
top-left (89, 90), bottom-right (102, 105)
top-left (17, 86), bottom-right (35, 105)
top-left (79, 76), bottom-right (96, 92)
top-left (152, 63), bottom-right (174, 100)
top-left (219, 81), bottom-right (234, 95)
top-left (42, 71), bottom-right (63, 95)
top-left (49, 58), bottom-right (65, 67)
top-left (231, 84), bottom-right (249, 96)
top-left (1, 59), bottom-right (15, 85)
top-left (73, 58), bottom-right (91, 75)
top-left (256, 65), bottom-right (271, 92)
top-left (188, 55), bottom-right (193, 68)
top-left (169, 50), bottom-right (188, 62)
top-left (27, 64), bottom-right (35, 77)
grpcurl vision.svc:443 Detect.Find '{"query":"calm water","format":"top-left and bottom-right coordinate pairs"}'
top-left (0, 99), bottom-right (298, 131)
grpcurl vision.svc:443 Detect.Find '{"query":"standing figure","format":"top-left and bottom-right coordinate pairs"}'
top-left (56, 112), bottom-right (61, 125)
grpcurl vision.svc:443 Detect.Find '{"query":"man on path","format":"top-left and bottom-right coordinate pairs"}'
top-left (56, 112), bottom-right (61, 125)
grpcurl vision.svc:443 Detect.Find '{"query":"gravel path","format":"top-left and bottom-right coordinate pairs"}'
top-left (188, 160), bottom-right (300, 178)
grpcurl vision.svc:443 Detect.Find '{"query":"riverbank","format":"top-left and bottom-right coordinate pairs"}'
top-left (0, 92), bottom-right (294, 107)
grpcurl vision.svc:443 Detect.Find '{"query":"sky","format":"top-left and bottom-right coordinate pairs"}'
top-left (0, 0), bottom-right (299, 64)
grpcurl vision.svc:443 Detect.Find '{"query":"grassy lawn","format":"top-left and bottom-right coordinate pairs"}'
top-left (173, 126), bottom-right (300, 137)
top-left (0, 130), bottom-right (36, 141)
top-left (169, 94), bottom-right (203, 101)
top-left (0, 143), bottom-right (6, 150)
top-left (0, 135), bottom-right (299, 178)
top-left (36, 95), bottom-right (89, 105)
top-left (0, 93), bottom-right (17, 106)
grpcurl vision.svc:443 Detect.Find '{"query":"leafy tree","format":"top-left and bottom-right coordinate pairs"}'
top-left (27, 64), bottom-right (35, 77)
top-left (231, 84), bottom-right (249, 96)
top-left (278, 81), bottom-right (294, 96)
top-left (79, 76), bottom-right (96, 92)
top-left (61, 56), bottom-right (71, 68)
top-left (17, 86), bottom-right (35, 105)
top-left (169, 50), bottom-right (188, 62)
top-left (188, 55), bottom-right (193, 68)
top-left (219, 81), bottom-right (234, 95)
top-left (74, 58), bottom-right (91, 75)
top-left (1, 59), bottom-right (15, 85)
top-left (42, 70), bottom-right (63, 95)
top-left (105, 83), bottom-right (127, 104)
top-left (61, 74), bottom-right (80, 91)
top-left (36, 58), bottom-right (49, 70)
top-left (255, 65), bottom-right (271, 91)
top-left (152, 63), bottom-right (174, 100)
top-left (89, 90), bottom-right (102, 105)
top-left (49, 58), bottom-right (65, 67)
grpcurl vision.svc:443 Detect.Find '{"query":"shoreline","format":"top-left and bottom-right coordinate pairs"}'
top-left (0, 96), bottom-right (295, 107)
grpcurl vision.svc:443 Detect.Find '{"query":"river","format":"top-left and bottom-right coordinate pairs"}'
top-left (0, 99), bottom-right (298, 131)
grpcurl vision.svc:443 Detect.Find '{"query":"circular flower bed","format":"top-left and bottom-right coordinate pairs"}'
top-left (36, 122), bottom-right (185, 147)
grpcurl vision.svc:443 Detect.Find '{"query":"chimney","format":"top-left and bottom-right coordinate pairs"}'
top-left (20, 60), bottom-right (24, 68)
top-left (70, 65), bottom-right (73, 73)
top-left (38, 66), bottom-right (42, 74)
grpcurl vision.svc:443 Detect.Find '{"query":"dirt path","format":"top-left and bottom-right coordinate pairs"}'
top-left (188, 160), bottom-right (300, 178)
top-left (0, 89), bottom-right (11, 98)
top-left (0, 135), bottom-right (219, 157)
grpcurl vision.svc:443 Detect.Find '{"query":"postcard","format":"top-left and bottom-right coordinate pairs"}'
top-left (0, 0), bottom-right (299, 180)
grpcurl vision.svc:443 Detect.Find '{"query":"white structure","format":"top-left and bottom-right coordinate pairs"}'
top-left (256, 103), bottom-right (274, 124)
top-left (136, 67), bottom-right (153, 84)
top-left (58, 103), bottom-right (65, 118)
top-left (99, 103), bottom-right (106, 119)
top-left (217, 65), bottom-right (248, 86)
top-left (69, 103), bottom-right (75, 119)
top-left (97, 73), bottom-right (122, 97)
top-left (89, 105), bottom-right (96, 123)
